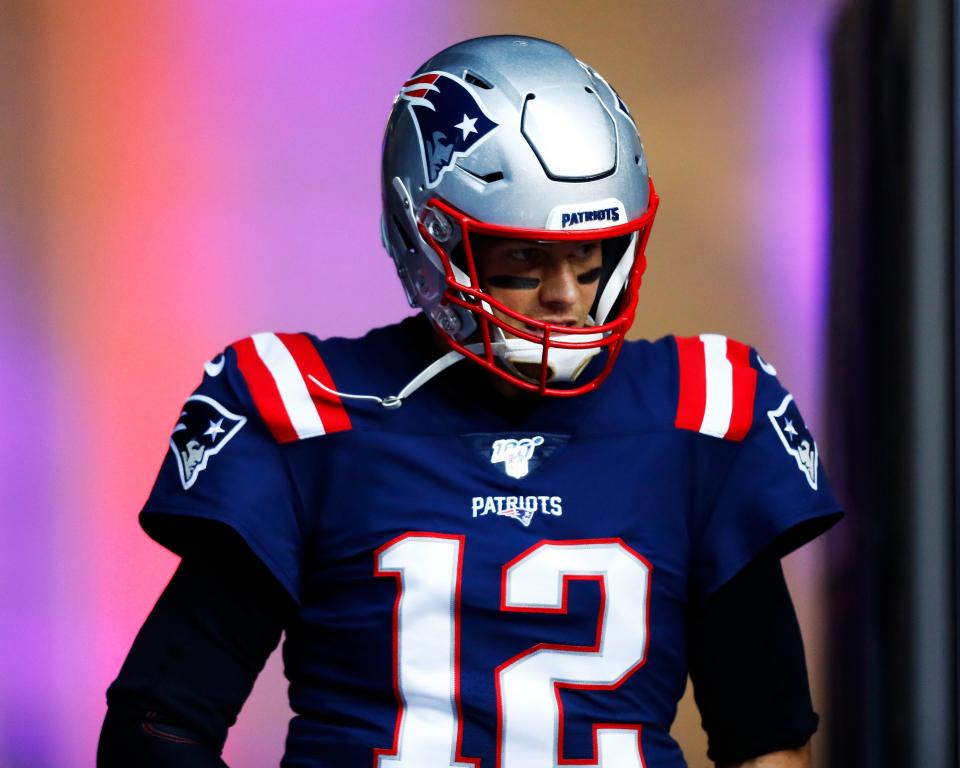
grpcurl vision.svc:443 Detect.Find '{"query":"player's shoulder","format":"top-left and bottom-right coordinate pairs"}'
top-left (193, 318), bottom-right (421, 446)
top-left (615, 332), bottom-right (787, 441)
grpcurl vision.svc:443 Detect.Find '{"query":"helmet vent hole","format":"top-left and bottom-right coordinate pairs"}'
top-left (459, 164), bottom-right (505, 184)
top-left (464, 71), bottom-right (493, 89)
top-left (634, 155), bottom-right (641, 165)
top-left (584, 86), bottom-right (594, 94)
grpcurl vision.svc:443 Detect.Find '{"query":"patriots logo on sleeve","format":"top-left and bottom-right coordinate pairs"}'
top-left (768, 394), bottom-right (818, 490)
top-left (170, 395), bottom-right (246, 490)
top-left (399, 71), bottom-right (499, 187)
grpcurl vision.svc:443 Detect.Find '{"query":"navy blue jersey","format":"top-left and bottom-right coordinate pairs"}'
top-left (142, 316), bottom-right (841, 768)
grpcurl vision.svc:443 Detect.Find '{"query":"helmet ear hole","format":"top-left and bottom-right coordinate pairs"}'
top-left (391, 214), bottom-right (416, 255)
top-left (388, 214), bottom-right (418, 307)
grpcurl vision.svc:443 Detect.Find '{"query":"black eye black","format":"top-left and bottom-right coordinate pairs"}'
top-left (488, 275), bottom-right (541, 289)
top-left (577, 267), bottom-right (602, 285)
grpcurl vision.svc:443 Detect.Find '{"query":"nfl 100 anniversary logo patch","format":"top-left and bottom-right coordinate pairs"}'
top-left (468, 432), bottom-right (568, 481)
top-left (468, 433), bottom-right (568, 527)
top-left (491, 435), bottom-right (545, 480)
top-left (170, 395), bottom-right (246, 490)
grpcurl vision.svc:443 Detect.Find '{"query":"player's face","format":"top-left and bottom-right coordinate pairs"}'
top-left (472, 237), bottom-right (603, 335)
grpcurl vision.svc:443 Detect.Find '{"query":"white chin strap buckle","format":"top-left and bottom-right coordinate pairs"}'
top-left (494, 333), bottom-right (605, 384)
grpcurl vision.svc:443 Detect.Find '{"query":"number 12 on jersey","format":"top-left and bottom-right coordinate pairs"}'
top-left (375, 534), bottom-right (652, 768)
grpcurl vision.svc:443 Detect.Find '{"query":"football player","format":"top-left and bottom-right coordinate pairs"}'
top-left (99, 36), bottom-right (841, 768)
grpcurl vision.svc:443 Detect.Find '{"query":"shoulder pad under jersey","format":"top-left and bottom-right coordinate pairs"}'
top-left (232, 332), bottom-right (352, 444)
top-left (672, 333), bottom-right (760, 442)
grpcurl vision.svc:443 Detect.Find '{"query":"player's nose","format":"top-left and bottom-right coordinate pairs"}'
top-left (538, 259), bottom-right (580, 311)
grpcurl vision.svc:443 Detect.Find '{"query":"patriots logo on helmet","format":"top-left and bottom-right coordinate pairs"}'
top-left (170, 394), bottom-right (246, 490)
top-left (399, 71), bottom-right (499, 187)
top-left (768, 394), bottom-right (818, 490)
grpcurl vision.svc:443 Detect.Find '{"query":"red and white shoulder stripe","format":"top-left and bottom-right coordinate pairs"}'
top-left (674, 334), bottom-right (758, 441)
top-left (232, 332), bottom-right (352, 444)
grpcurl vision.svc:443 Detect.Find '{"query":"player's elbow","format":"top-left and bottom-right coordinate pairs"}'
top-left (97, 705), bottom-right (231, 768)
top-left (721, 740), bottom-right (812, 768)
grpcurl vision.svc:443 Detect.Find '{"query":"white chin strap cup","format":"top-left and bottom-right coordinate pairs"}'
top-left (493, 333), bottom-right (605, 384)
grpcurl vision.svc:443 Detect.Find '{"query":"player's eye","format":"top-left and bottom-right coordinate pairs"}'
top-left (507, 247), bottom-right (539, 264)
top-left (573, 242), bottom-right (601, 260)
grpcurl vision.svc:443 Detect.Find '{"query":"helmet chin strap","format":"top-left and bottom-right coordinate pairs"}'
top-left (307, 331), bottom-right (605, 409)
top-left (308, 346), bottom-right (472, 410)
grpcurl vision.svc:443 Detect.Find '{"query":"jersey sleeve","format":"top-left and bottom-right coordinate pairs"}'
top-left (674, 335), bottom-right (844, 597)
top-left (141, 340), bottom-right (309, 604)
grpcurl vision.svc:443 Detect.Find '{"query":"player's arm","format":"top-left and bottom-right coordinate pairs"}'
top-left (689, 553), bottom-right (818, 768)
top-left (674, 338), bottom-right (841, 766)
top-left (98, 524), bottom-right (293, 767)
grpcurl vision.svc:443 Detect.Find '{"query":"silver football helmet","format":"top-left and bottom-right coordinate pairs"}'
top-left (381, 35), bottom-right (657, 395)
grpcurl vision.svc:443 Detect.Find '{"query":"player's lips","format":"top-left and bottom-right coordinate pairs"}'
top-left (523, 319), bottom-right (580, 336)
